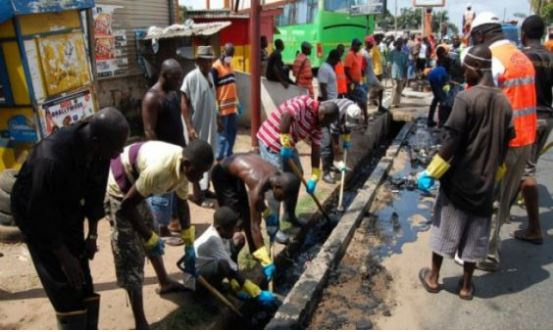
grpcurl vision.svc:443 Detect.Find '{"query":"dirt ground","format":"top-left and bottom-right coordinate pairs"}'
top-left (0, 129), bottom-right (328, 330)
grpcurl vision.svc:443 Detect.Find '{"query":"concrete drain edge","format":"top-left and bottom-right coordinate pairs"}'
top-left (265, 122), bottom-right (413, 330)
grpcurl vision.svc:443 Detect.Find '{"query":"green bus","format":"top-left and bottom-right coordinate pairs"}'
top-left (274, 0), bottom-right (376, 68)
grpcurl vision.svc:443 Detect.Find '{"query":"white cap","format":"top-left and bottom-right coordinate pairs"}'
top-left (467, 3), bottom-right (472, 8)
top-left (470, 12), bottom-right (500, 33)
top-left (345, 103), bottom-right (362, 127)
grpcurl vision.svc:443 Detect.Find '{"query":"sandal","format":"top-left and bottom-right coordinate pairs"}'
top-left (418, 267), bottom-right (442, 293)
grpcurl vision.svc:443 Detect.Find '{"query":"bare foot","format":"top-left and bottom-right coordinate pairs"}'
top-left (157, 278), bottom-right (187, 295)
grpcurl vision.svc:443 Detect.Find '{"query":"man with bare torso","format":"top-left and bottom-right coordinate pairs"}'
top-left (211, 153), bottom-right (300, 283)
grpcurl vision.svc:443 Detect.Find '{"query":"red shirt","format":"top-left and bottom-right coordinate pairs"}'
top-left (344, 50), bottom-right (362, 84)
top-left (257, 95), bottom-right (321, 153)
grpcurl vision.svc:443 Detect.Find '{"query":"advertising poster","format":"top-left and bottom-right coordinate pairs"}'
top-left (38, 32), bottom-right (91, 96)
top-left (93, 5), bottom-right (127, 78)
top-left (41, 90), bottom-right (95, 136)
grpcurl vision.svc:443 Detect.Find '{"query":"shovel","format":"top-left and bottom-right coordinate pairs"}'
top-left (287, 159), bottom-right (333, 224)
top-left (337, 150), bottom-right (348, 212)
top-left (176, 256), bottom-right (243, 317)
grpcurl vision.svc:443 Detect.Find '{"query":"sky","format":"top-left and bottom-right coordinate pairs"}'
top-left (180, 0), bottom-right (532, 31)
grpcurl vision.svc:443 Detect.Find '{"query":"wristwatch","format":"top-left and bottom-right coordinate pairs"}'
top-left (88, 234), bottom-right (98, 240)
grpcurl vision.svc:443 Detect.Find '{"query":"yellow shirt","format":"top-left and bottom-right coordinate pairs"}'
top-left (371, 47), bottom-right (383, 76)
top-left (107, 141), bottom-right (188, 199)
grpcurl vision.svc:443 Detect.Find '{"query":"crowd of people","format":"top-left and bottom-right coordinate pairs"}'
top-left (7, 9), bottom-right (553, 329)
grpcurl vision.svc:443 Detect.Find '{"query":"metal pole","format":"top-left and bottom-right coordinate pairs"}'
top-left (394, 0), bottom-right (398, 32)
top-left (250, 0), bottom-right (261, 147)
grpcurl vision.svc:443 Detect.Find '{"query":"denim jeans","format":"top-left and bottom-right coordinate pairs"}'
top-left (320, 127), bottom-right (337, 173)
top-left (146, 193), bottom-right (174, 228)
top-left (217, 113), bottom-right (238, 161)
top-left (258, 140), bottom-right (302, 222)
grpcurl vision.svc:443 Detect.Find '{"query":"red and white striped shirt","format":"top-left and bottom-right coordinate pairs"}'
top-left (257, 95), bottom-right (321, 153)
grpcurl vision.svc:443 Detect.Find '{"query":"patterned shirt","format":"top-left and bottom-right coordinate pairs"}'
top-left (257, 95), bottom-right (321, 153)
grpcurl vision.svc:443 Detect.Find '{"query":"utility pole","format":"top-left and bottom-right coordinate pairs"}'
top-left (394, 0), bottom-right (398, 32)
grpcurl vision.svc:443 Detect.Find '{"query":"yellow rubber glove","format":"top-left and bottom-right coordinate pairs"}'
top-left (426, 154), bottom-right (451, 179)
top-left (252, 246), bottom-right (272, 266)
top-left (496, 163), bottom-right (507, 182)
top-left (311, 168), bottom-right (321, 182)
top-left (144, 232), bottom-right (160, 251)
top-left (279, 133), bottom-right (293, 148)
top-left (230, 279), bottom-right (241, 293)
top-left (340, 133), bottom-right (352, 142)
top-left (242, 279), bottom-right (262, 298)
top-left (180, 226), bottom-right (196, 246)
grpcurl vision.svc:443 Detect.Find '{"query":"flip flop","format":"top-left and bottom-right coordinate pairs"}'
top-left (513, 230), bottom-right (543, 245)
top-left (162, 236), bottom-right (184, 247)
top-left (418, 267), bottom-right (442, 293)
top-left (457, 279), bottom-right (475, 301)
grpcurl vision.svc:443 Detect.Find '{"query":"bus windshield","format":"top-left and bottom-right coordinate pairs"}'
top-left (324, 0), bottom-right (372, 12)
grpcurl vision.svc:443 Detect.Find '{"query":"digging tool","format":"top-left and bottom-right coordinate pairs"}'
top-left (269, 242), bottom-right (275, 292)
top-left (337, 150), bottom-right (348, 212)
top-left (197, 276), bottom-right (243, 318)
top-left (176, 257), bottom-right (243, 317)
top-left (540, 141), bottom-right (553, 157)
top-left (287, 159), bottom-right (333, 223)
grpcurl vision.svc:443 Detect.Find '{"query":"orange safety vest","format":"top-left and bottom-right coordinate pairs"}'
top-left (212, 59), bottom-right (238, 116)
top-left (491, 42), bottom-right (537, 147)
top-left (335, 62), bottom-right (347, 94)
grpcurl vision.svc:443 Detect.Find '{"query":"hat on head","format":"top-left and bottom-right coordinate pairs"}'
top-left (195, 45), bottom-right (215, 59)
top-left (365, 35), bottom-right (376, 44)
top-left (471, 12), bottom-right (500, 33)
top-left (345, 103), bottom-right (362, 128)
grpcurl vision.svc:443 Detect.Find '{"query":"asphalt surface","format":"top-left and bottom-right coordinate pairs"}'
top-left (376, 133), bottom-right (553, 329)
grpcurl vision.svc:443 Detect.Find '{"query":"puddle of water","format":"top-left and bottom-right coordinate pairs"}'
top-left (367, 121), bottom-right (443, 262)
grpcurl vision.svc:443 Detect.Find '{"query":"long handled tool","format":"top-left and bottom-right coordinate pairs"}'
top-left (177, 257), bottom-right (242, 317)
top-left (197, 276), bottom-right (243, 318)
top-left (337, 150), bottom-right (348, 212)
top-left (269, 242), bottom-right (275, 292)
top-left (287, 159), bottom-right (333, 223)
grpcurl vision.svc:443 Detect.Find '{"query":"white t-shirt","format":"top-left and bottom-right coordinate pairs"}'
top-left (194, 225), bottom-right (237, 271)
top-left (419, 43), bottom-right (428, 59)
top-left (317, 62), bottom-right (338, 99)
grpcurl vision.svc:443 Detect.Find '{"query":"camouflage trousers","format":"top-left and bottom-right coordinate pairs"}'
top-left (105, 196), bottom-right (156, 290)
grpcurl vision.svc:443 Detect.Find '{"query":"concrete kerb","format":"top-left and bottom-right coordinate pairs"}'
top-left (207, 112), bottom-right (395, 330)
top-left (265, 122), bottom-right (414, 330)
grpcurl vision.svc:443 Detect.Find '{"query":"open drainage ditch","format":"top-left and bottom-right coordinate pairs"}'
top-left (305, 120), bottom-right (445, 329)
top-left (212, 117), bottom-right (403, 329)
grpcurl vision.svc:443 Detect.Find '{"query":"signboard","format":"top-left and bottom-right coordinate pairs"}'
top-left (38, 32), bottom-right (91, 96)
top-left (40, 90), bottom-right (95, 136)
top-left (413, 0), bottom-right (445, 7)
top-left (93, 5), bottom-right (128, 78)
top-left (350, 0), bottom-right (386, 15)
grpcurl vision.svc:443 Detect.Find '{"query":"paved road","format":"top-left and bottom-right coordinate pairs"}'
top-left (376, 135), bottom-right (553, 329)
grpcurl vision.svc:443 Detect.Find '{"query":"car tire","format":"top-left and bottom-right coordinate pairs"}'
top-left (0, 169), bottom-right (17, 194)
top-left (0, 224), bottom-right (22, 243)
top-left (0, 189), bottom-right (10, 214)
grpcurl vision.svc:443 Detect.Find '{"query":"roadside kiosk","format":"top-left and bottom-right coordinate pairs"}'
top-left (0, 0), bottom-right (97, 170)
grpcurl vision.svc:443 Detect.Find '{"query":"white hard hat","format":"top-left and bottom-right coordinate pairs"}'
top-left (345, 103), bottom-right (362, 127)
top-left (470, 12), bottom-right (500, 33)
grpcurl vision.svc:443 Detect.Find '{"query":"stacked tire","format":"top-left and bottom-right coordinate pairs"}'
top-left (0, 169), bottom-right (22, 243)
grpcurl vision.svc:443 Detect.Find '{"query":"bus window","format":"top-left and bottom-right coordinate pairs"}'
top-left (324, 0), bottom-right (370, 12)
top-left (295, 0), bottom-right (308, 25)
top-left (277, 0), bottom-right (318, 26)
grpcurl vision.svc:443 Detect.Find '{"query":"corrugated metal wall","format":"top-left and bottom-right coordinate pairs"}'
top-left (95, 0), bottom-right (176, 78)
